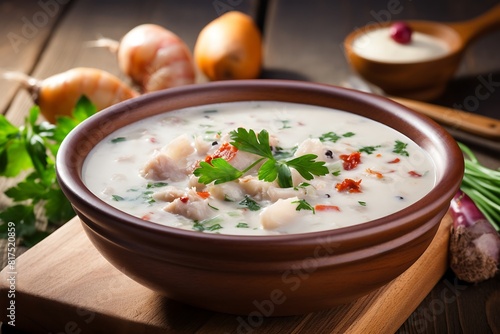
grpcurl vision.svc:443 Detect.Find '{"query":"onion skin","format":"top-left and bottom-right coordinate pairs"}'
top-left (449, 190), bottom-right (500, 283)
top-left (116, 24), bottom-right (196, 92)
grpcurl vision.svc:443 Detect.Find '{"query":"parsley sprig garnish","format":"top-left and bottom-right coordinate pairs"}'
top-left (194, 128), bottom-right (329, 188)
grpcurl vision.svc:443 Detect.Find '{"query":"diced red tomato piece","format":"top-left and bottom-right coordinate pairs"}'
top-left (408, 170), bottom-right (422, 177)
top-left (339, 152), bottom-right (361, 170)
top-left (205, 142), bottom-right (238, 165)
top-left (388, 158), bottom-right (400, 164)
top-left (315, 204), bottom-right (341, 212)
top-left (180, 196), bottom-right (189, 203)
top-left (335, 178), bottom-right (362, 193)
top-left (197, 191), bottom-right (210, 199)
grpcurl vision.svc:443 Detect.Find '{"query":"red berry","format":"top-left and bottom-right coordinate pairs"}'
top-left (390, 22), bottom-right (412, 44)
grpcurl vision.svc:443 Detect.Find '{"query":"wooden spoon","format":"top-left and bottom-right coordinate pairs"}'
top-left (344, 4), bottom-right (500, 101)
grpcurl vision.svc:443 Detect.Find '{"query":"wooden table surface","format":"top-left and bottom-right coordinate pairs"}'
top-left (0, 0), bottom-right (499, 333)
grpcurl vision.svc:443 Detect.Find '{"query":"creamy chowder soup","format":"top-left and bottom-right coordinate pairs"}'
top-left (352, 27), bottom-right (449, 63)
top-left (83, 101), bottom-right (436, 235)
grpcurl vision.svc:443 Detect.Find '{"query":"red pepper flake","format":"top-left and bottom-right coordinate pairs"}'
top-left (205, 142), bottom-right (238, 165)
top-left (408, 170), bottom-right (422, 177)
top-left (149, 137), bottom-right (157, 143)
top-left (180, 196), bottom-right (189, 203)
top-left (336, 178), bottom-right (362, 193)
top-left (388, 158), bottom-right (400, 164)
top-left (197, 191), bottom-right (210, 199)
top-left (141, 213), bottom-right (153, 221)
top-left (315, 204), bottom-right (341, 212)
top-left (339, 152), bottom-right (361, 170)
top-left (366, 168), bottom-right (383, 179)
top-left (376, 153), bottom-right (382, 157)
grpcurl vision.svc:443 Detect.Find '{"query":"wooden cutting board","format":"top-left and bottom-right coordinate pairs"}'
top-left (0, 214), bottom-right (452, 333)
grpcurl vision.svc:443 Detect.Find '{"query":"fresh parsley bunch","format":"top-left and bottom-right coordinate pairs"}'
top-left (0, 96), bottom-right (95, 246)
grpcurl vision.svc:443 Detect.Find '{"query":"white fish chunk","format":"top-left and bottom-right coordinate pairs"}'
top-left (239, 175), bottom-right (274, 201)
top-left (259, 197), bottom-right (308, 230)
top-left (140, 153), bottom-right (188, 181)
top-left (294, 138), bottom-right (337, 162)
top-left (153, 185), bottom-right (186, 202)
top-left (163, 188), bottom-right (216, 221)
top-left (140, 134), bottom-right (195, 181)
top-left (208, 181), bottom-right (245, 202)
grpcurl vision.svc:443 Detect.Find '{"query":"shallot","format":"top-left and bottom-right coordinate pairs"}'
top-left (449, 142), bottom-right (500, 283)
top-left (89, 24), bottom-right (196, 92)
top-left (449, 190), bottom-right (500, 283)
top-left (2, 67), bottom-right (138, 123)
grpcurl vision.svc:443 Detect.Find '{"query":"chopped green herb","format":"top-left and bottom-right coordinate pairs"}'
top-left (193, 217), bottom-right (224, 232)
top-left (203, 109), bottom-right (218, 114)
top-left (359, 145), bottom-right (381, 155)
top-left (112, 195), bottom-right (125, 201)
top-left (239, 196), bottom-right (261, 211)
top-left (146, 182), bottom-right (168, 189)
top-left (236, 222), bottom-right (250, 228)
top-left (111, 137), bottom-right (126, 143)
top-left (208, 203), bottom-right (219, 210)
top-left (358, 201), bottom-right (367, 206)
top-left (343, 132), bottom-right (355, 137)
top-left (292, 199), bottom-right (315, 214)
top-left (393, 140), bottom-right (409, 157)
top-left (278, 120), bottom-right (291, 129)
top-left (319, 131), bottom-right (341, 143)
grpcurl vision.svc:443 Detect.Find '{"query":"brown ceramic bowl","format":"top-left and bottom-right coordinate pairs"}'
top-left (56, 80), bottom-right (463, 316)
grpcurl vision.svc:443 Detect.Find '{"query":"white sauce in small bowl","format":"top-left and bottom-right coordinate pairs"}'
top-left (352, 27), bottom-right (449, 63)
top-left (83, 101), bottom-right (436, 235)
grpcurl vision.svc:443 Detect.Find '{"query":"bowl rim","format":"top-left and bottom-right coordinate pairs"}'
top-left (56, 79), bottom-right (463, 246)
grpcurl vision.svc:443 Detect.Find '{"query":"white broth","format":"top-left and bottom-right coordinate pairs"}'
top-left (83, 101), bottom-right (436, 235)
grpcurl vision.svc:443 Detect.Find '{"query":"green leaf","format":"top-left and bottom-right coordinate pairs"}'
top-left (72, 95), bottom-right (97, 122)
top-left (0, 115), bottom-right (20, 140)
top-left (26, 133), bottom-right (49, 176)
top-left (194, 159), bottom-right (243, 184)
top-left (230, 128), bottom-right (273, 159)
top-left (258, 159), bottom-right (279, 182)
top-left (5, 179), bottom-right (46, 202)
top-left (285, 154), bottom-right (328, 180)
top-left (0, 140), bottom-right (33, 176)
top-left (276, 163), bottom-right (293, 188)
top-left (0, 205), bottom-right (37, 239)
top-left (44, 187), bottom-right (75, 225)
